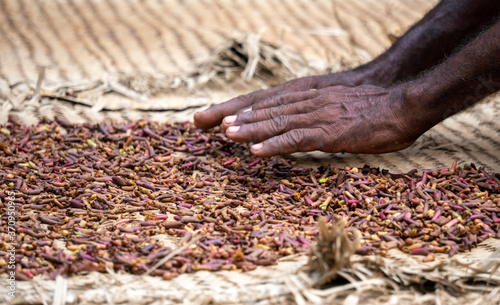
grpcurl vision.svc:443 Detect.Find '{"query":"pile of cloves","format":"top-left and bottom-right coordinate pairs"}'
top-left (0, 116), bottom-right (499, 280)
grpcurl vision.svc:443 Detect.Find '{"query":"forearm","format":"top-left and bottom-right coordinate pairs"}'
top-left (356, 0), bottom-right (500, 86)
top-left (405, 20), bottom-right (500, 131)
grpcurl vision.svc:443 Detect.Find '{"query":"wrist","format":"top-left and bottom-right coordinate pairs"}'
top-left (399, 77), bottom-right (445, 133)
top-left (315, 64), bottom-right (394, 88)
top-left (351, 57), bottom-right (399, 87)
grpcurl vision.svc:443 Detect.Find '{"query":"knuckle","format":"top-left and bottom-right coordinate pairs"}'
top-left (238, 94), bottom-right (253, 105)
top-left (255, 92), bottom-right (288, 109)
top-left (282, 130), bottom-right (305, 149)
top-left (277, 95), bottom-right (286, 105)
top-left (268, 104), bottom-right (287, 118)
top-left (272, 115), bottom-right (289, 134)
top-left (239, 91), bottom-right (263, 106)
top-left (253, 98), bottom-right (270, 110)
top-left (248, 110), bottom-right (260, 121)
top-left (316, 127), bottom-right (333, 151)
top-left (270, 95), bottom-right (284, 107)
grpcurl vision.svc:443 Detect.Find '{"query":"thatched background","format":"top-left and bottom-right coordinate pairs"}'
top-left (1, 0), bottom-right (500, 304)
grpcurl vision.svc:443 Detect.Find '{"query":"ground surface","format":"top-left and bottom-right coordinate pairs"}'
top-left (1, 1), bottom-right (500, 304)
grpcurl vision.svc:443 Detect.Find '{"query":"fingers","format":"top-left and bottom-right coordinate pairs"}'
top-left (193, 87), bottom-right (288, 130)
top-left (226, 112), bottom-right (320, 143)
top-left (250, 128), bottom-right (331, 157)
top-left (193, 94), bottom-right (255, 130)
top-left (221, 90), bottom-right (323, 131)
top-left (225, 98), bottom-right (320, 128)
top-left (249, 90), bottom-right (318, 111)
top-left (193, 77), bottom-right (318, 130)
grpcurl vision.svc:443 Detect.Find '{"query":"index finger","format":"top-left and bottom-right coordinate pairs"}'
top-left (194, 94), bottom-right (255, 130)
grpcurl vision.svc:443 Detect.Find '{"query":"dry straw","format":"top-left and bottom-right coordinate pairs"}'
top-left (3, 33), bottom-right (316, 115)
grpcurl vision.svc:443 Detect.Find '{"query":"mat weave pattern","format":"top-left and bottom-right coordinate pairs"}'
top-left (1, 1), bottom-right (500, 304)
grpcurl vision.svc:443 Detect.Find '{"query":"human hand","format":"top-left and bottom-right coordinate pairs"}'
top-left (194, 70), bottom-right (371, 130)
top-left (219, 84), bottom-right (424, 157)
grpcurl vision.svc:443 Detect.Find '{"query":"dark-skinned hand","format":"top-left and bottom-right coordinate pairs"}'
top-left (193, 70), bottom-right (375, 131)
top-left (227, 84), bottom-right (422, 157)
top-left (196, 81), bottom-right (424, 157)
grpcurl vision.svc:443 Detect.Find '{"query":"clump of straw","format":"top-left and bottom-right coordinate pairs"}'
top-left (305, 218), bottom-right (360, 288)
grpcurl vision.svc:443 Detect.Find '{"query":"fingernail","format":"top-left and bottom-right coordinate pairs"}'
top-left (251, 143), bottom-right (263, 151)
top-left (243, 107), bottom-right (252, 113)
top-left (224, 115), bottom-right (237, 125)
top-left (227, 126), bottom-right (240, 134)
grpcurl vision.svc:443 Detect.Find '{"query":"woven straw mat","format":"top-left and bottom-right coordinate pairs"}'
top-left (1, 0), bottom-right (500, 304)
